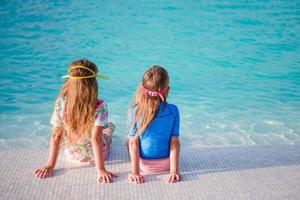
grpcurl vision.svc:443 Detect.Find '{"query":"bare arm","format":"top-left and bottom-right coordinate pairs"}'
top-left (167, 136), bottom-right (181, 183)
top-left (92, 126), bottom-right (105, 173)
top-left (91, 126), bottom-right (116, 183)
top-left (128, 138), bottom-right (145, 184)
top-left (129, 138), bottom-right (140, 174)
top-left (35, 127), bottom-right (63, 179)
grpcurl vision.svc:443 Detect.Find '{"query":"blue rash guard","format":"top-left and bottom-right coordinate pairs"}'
top-left (128, 102), bottom-right (180, 159)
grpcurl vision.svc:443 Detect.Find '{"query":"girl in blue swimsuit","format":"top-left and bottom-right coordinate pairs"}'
top-left (127, 65), bottom-right (181, 184)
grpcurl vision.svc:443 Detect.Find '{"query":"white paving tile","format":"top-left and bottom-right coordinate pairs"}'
top-left (0, 145), bottom-right (299, 200)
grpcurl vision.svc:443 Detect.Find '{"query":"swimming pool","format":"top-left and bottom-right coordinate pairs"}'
top-left (0, 0), bottom-right (300, 148)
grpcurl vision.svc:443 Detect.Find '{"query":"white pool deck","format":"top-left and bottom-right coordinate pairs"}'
top-left (0, 145), bottom-right (299, 200)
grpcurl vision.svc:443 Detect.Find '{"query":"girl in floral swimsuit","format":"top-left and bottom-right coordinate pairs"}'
top-left (34, 59), bottom-right (117, 183)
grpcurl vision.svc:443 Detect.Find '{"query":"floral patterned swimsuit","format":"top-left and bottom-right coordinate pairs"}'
top-left (50, 97), bottom-right (109, 163)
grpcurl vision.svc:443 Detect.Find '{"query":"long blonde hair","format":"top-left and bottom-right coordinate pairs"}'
top-left (59, 59), bottom-right (98, 144)
top-left (129, 65), bottom-right (169, 138)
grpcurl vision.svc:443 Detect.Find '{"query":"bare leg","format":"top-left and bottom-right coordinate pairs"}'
top-left (125, 138), bottom-right (129, 149)
top-left (103, 122), bottom-right (115, 146)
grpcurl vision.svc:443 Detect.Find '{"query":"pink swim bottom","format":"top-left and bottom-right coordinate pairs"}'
top-left (140, 157), bottom-right (170, 173)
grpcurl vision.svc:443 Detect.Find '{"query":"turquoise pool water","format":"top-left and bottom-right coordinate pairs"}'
top-left (0, 0), bottom-right (300, 148)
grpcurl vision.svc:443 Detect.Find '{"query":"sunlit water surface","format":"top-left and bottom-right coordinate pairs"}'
top-left (0, 0), bottom-right (300, 148)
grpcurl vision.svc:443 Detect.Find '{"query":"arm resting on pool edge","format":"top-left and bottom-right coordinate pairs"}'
top-left (168, 136), bottom-right (181, 183)
top-left (91, 126), bottom-right (117, 183)
top-left (34, 127), bottom-right (63, 179)
top-left (128, 137), bottom-right (145, 184)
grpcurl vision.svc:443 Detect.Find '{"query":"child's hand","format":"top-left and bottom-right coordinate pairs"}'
top-left (128, 173), bottom-right (145, 184)
top-left (97, 170), bottom-right (117, 183)
top-left (34, 165), bottom-right (54, 179)
top-left (166, 172), bottom-right (181, 183)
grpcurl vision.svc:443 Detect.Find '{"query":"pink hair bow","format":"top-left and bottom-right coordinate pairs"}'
top-left (142, 85), bottom-right (169, 101)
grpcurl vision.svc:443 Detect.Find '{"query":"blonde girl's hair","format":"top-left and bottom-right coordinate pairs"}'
top-left (59, 59), bottom-right (98, 144)
top-left (129, 65), bottom-right (169, 138)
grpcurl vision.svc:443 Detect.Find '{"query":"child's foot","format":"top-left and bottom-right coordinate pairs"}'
top-left (103, 122), bottom-right (115, 137)
top-left (124, 138), bottom-right (129, 148)
top-left (103, 122), bottom-right (115, 146)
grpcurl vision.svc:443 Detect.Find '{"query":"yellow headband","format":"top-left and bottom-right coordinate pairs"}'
top-left (62, 65), bottom-right (109, 80)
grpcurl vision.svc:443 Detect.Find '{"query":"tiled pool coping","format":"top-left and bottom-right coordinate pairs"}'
top-left (0, 145), bottom-right (299, 199)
